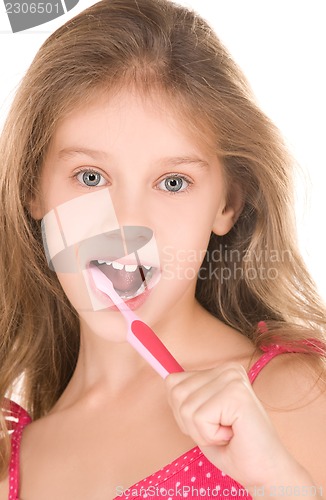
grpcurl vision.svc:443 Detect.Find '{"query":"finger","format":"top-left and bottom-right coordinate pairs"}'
top-left (175, 389), bottom-right (230, 446)
top-left (167, 364), bottom-right (250, 420)
top-left (165, 364), bottom-right (250, 443)
top-left (165, 363), bottom-right (249, 407)
top-left (168, 378), bottom-right (227, 444)
top-left (174, 370), bottom-right (252, 446)
top-left (191, 394), bottom-right (235, 446)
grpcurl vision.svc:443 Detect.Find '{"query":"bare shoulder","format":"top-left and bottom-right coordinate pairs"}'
top-left (252, 351), bottom-right (326, 408)
top-left (0, 476), bottom-right (8, 500)
top-left (252, 351), bottom-right (326, 489)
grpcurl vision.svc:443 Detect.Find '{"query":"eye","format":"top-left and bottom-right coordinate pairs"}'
top-left (158, 175), bottom-right (191, 193)
top-left (76, 169), bottom-right (107, 187)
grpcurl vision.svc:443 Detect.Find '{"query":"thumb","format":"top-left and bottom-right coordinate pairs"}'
top-left (211, 424), bottom-right (233, 445)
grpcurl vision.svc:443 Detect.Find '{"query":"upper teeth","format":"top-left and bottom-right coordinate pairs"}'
top-left (112, 262), bottom-right (125, 270)
top-left (96, 260), bottom-right (151, 272)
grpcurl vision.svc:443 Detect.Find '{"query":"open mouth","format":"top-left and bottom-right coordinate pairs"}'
top-left (90, 258), bottom-right (157, 301)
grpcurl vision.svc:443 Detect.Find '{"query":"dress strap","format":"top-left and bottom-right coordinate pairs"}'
top-left (248, 321), bottom-right (325, 384)
top-left (248, 344), bottom-right (295, 384)
top-left (3, 398), bottom-right (32, 500)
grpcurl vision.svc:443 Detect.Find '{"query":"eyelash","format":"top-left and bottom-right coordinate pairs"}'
top-left (72, 168), bottom-right (107, 189)
top-left (72, 168), bottom-right (193, 194)
top-left (156, 174), bottom-right (193, 195)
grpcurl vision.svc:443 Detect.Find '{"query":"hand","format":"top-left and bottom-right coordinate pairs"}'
top-left (165, 363), bottom-right (308, 491)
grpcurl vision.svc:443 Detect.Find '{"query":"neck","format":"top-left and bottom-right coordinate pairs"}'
top-left (51, 298), bottom-right (207, 410)
top-left (50, 297), bottom-right (248, 414)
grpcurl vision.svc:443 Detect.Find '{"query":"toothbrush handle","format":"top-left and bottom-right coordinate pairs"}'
top-left (130, 320), bottom-right (183, 375)
top-left (130, 320), bottom-right (234, 440)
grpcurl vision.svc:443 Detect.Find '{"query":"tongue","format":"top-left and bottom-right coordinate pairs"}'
top-left (98, 265), bottom-right (145, 294)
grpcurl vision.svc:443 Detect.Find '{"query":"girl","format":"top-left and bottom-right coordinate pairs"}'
top-left (1, 0), bottom-right (326, 498)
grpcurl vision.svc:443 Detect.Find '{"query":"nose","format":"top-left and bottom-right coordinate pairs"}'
top-left (107, 183), bottom-right (155, 257)
top-left (120, 226), bottom-right (153, 255)
top-left (111, 181), bottom-right (150, 226)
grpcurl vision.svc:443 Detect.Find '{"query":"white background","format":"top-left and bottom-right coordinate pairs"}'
top-left (0, 0), bottom-right (325, 300)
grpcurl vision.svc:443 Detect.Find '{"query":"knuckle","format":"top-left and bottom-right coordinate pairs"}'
top-left (192, 406), bottom-right (203, 426)
top-left (227, 377), bottom-right (251, 402)
top-left (179, 400), bottom-right (193, 421)
top-left (192, 404), bottom-right (213, 430)
top-left (165, 372), bottom-right (179, 389)
top-left (192, 411), bottom-right (217, 445)
top-left (223, 363), bottom-right (248, 382)
top-left (225, 361), bottom-right (245, 373)
top-left (169, 383), bottom-right (187, 404)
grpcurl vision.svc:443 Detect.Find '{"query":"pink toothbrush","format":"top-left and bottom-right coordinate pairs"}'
top-left (90, 265), bottom-right (183, 378)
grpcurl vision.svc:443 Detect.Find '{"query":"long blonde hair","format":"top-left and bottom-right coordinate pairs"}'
top-left (1, 0), bottom-right (325, 477)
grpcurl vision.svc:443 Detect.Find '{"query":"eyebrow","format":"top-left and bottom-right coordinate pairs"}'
top-left (56, 147), bottom-right (210, 169)
top-left (57, 147), bottom-right (108, 161)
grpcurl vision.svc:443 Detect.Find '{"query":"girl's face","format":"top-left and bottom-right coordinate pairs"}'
top-left (33, 89), bottom-right (237, 340)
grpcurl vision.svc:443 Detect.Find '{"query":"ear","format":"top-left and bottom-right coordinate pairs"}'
top-left (212, 183), bottom-right (244, 236)
top-left (28, 194), bottom-right (44, 221)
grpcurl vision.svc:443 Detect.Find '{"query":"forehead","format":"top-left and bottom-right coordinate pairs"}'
top-left (46, 88), bottom-right (218, 161)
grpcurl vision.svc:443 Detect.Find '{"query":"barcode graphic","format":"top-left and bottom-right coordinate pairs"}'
top-left (3, 0), bottom-right (79, 33)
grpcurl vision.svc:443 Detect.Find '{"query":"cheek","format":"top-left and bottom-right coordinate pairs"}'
top-left (57, 272), bottom-right (129, 341)
top-left (159, 224), bottom-right (212, 286)
top-left (159, 205), bottom-right (214, 256)
top-left (57, 272), bottom-right (93, 311)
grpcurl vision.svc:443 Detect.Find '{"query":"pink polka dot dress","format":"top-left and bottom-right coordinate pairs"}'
top-left (114, 447), bottom-right (247, 498)
top-left (3, 399), bottom-right (31, 500)
top-left (5, 323), bottom-right (316, 499)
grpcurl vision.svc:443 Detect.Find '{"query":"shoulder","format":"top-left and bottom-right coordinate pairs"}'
top-left (196, 325), bottom-right (256, 372)
top-left (252, 350), bottom-right (326, 409)
top-left (0, 478), bottom-right (8, 500)
top-left (252, 350), bottom-right (326, 488)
